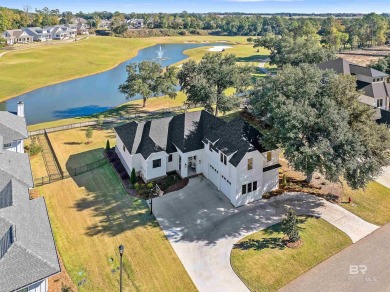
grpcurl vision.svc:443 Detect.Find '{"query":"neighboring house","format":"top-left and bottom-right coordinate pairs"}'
top-left (115, 110), bottom-right (280, 207)
top-left (318, 58), bottom-right (390, 111)
top-left (99, 19), bottom-right (111, 28)
top-left (1, 30), bottom-right (33, 45)
top-left (46, 25), bottom-right (76, 40)
top-left (127, 19), bottom-right (144, 29)
top-left (0, 102), bottom-right (27, 152)
top-left (0, 104), bottom-right (60, 292)
top-left (23, 27), bottom-right (52, 42)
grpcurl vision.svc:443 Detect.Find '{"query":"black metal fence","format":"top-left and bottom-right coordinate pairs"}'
top-left (34, 157), bottom-right (108, 187)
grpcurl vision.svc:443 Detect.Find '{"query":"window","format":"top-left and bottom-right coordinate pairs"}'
top-left (3, 143), bottom-right (12, 149)
top-left (267, 152), bottom-right (272, 162)
top-left (153, 159), bottom-right (161, 168)
top-left (209, 143), bottom-right (213, 152)
top-left (220, 153), bottom-right (227, 165)
top-left (253, 181), bottom-right (258, 191)
top-left (247, 158), bottom-right (253, 170)
top-left (248, 183), bottom-right (252, 193)
top-left (377, 99), bottom-right (383, 108)
top-left (168, 154), bottom-right (173, 162)
top-left (123, 145), bottom-right (126, 152)
top-left (242, 184), bottom-right (247, 195)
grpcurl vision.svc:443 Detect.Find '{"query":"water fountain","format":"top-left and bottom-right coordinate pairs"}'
top-left (157, 46), bottom-right (164, 59)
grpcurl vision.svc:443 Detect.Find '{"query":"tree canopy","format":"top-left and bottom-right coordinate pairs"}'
top-left (178, 52), bottom-right (252, 116)
top-left (119, 61), bottom-right (177, 107)
top-left (251, 64), bottom-right (390, 189)
top-left (254, 34), bottom-right (336, 67)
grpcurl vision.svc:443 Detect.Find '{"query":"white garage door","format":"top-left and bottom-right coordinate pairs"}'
top-left (220, 175), bottom-right (231, 197)
top-left (208, 164), bottom-right (219, 187)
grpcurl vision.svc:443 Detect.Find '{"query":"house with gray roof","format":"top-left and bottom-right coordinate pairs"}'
top-left (0, 104), bottom-right (60, 292)
top-left (115, 110), bottom-right (280, 207)
top-left (23, 27), bottom-right (52, 42)
top-left (318, 58), bottom-right (390, 111)
top-left (1, 30), bottom-right (33, 45)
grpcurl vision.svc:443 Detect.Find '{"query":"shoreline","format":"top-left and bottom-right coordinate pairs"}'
top-left (0, 37), bottom-right (238, 103)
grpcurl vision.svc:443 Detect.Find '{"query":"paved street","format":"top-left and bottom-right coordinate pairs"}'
top-left (153, 177), bottom-right (378, 292)
top-left (376, 166), bottom-right (390, 189)
top-left (281, 222), bottom-right (390, 292)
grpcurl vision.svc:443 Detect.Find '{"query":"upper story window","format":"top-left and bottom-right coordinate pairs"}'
top-left (248, 158), bottom-right (253, 170)
top-left (377, 99), bottom-right (383, 108)
top-left (3, 143), bottom-right (12, 149)
top-left (123, 145), bottom-right (126, 152)
top-left (267, 152), bottom-right (272, 162)
top-left (209, 142), bottom-right (213, 152)
top-left (220, 152), bottom-right (227, 165)
top-left (168, 154), bottom-right (173, 162)
top-left (153, 159), bottom-right (161, 168)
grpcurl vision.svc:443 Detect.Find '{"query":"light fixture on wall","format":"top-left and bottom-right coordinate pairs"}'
top-left (185, 163), bottom-right (187, 168)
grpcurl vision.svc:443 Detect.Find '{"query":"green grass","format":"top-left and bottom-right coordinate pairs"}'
top-left (0, 35), bottom-right (248, 102)
top-left (32, 126), bottom-right (196, 291)
top-left (340, 181), bottom-right (390, 225)
top-left (231, 217), bottom-right (352, 292)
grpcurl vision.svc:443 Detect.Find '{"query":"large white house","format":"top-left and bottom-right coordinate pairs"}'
top-left (115, 110), bottom-right (280, 207)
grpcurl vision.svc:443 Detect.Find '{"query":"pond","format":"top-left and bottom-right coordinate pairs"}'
top-left (0, 42), bottom-right (222, 125)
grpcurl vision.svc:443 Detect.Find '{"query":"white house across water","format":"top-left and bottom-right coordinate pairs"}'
top-left (115, 110), bottom-right (281, 207)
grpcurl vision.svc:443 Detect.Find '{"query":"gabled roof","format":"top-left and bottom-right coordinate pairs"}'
top-left (115, 111), bottom-right (225, 158)
top-left (317, 58), bottom-right (351, 75)
top-left (203, 118), bottom-right (266, 166)
top-left (0, 151), bottom-right (33, 188)
top-left (318, 58), bottom-right (389, 78)
top-left (0, 198), bottom-right (61, 292)
top-left (115, 110), bottom-right (268, 166)
top-left (0, 176), bottom-right (30, 209)
top-left (0, 112), bottom-right (28, 144)
top-left (358, 81), bottom-right (390, 99)
top-left (350, 64), bottom-right (388, 78)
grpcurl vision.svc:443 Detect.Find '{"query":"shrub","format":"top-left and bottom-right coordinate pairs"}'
top-left (134, 183), bottom-right (140, 190)
top-left (85, 127), bottom-right (93, 143)
top-left (29, 143), bottom-right (43, 156)
top-left (282, 174), bottom-right (287, 187)
top-left (282, 208), bottom-right (300, 243)
top-left (130, 168), bottom-right (137, 185)
top-left (97, 115), bottom-right (104, 129)
top-left (247, 37), bottom-right (253, 43)
top-left (146, 182), bottom-right (154, 189)
top-left (105, 139), bottom-right (111, 151)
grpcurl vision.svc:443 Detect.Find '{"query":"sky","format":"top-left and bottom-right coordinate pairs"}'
top-left (1, 0), bottom-right (390, 14)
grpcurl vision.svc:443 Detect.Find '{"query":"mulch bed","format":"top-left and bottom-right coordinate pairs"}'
top-left (105, 149), bottom-right (189, 199)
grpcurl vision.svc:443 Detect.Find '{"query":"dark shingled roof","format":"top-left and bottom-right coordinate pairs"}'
top-left (317, 58), bottom-right (351, 74)
top-left (115, 111), bottom-right (225, 158)
top-left (357, 81), bottom-right (390, 99)
top-left (318, 58), bottom-right (389, 78)
top-left (377, 109), bottom-right (390, 126)
top-left (203, 118), bottom-right (267, 167)
top-left (115, 110), bottom-right (267, 166)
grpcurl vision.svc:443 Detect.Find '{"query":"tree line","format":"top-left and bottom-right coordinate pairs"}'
top-left (1, 6), bottom-right (389, 49)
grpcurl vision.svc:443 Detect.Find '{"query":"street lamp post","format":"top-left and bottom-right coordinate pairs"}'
top-left (119, 244), bottom-right (124, 292)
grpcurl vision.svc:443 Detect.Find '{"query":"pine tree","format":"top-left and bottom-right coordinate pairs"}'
top-left (282, 208), bottom-right (300, 243)
top-left (105, 139), bottom-right (111, 152)
top-left (130, 168), bottom-right (137, 185)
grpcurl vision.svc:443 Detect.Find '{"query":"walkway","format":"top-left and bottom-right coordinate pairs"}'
top-left (281, 222), bottom-right (390, 292)
top-left (376, 166), bottom-right (390, 189)
top-left (153, 177), bottom-right (378, 292)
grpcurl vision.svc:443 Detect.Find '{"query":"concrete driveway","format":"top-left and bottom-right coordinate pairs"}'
top-left (153, 176), bottom-right (378, 292)
top-left (376, 166), bottom-right (390, 189)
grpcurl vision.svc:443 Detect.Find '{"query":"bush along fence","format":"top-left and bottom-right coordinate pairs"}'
top-left (34, 157), bottom-right (108, 187)
top-left (28, 104), bottom-right (201, 136)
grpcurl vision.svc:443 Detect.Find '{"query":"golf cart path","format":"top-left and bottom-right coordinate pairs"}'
top-left (153, 177), bottom-right (378, 292)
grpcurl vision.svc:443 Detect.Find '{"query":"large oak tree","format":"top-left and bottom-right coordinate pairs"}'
top-left (178, 52), bottom-right (252, 116)
top-left (251, 64), bottom-right (390, 189)
top-left (119, 61), bottom-right (177, 108)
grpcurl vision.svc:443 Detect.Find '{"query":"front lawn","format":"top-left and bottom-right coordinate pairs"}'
top-left (340, 181), bottom-right (390, 226)
top-left (231, 217), bottom-right (351, 292)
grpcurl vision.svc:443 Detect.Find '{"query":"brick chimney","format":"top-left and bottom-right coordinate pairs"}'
top-left (17, 101), bottom-right (24, 118)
